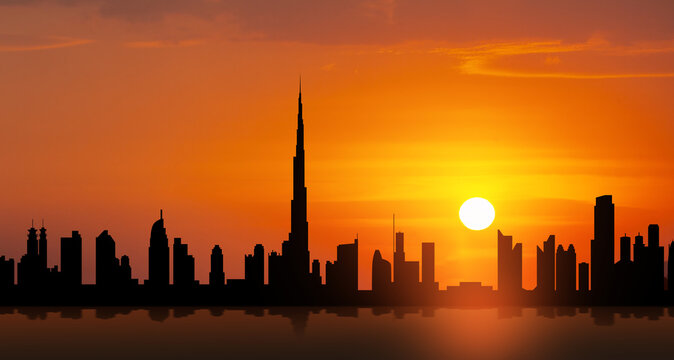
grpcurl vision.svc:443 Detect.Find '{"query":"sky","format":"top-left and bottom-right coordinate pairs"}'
top-left (1, 0), bottom-right (674, 289)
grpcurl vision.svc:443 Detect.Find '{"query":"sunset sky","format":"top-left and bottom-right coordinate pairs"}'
top-left (2, 0), bottom-right (674, 289)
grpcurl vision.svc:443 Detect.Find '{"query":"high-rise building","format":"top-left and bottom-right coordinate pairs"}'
top-left (311, 259), bottom-right (321, 286)
top-left (372, 250), bottom-right (391, 293)
top-left (578, 262), bottom-right (589, 293)
top-left (245, 244), bottom-right (264, 287)
top-left (326, 238), bottom-right (358, 293)
top-left (392, 232), bottom-right (420, 289)
top-left (646, 224), bottom-right (664, 294)
top-left (497, 230), bottom-right (522, 292)
top-left (620, 234), bottom-right (631, 263)
top-left (0, 256), bottom-right (14, 288)
top-left (556, 244), bottom-right (576, 294)
top-left (591, 195), bottom-right (614, 295)
top-left (96, 230), bottom-right (117, 286)
top-left (96, 230), bottom-right (135, 287)
top-left (17, 225), bottom-right (42, 287)
top-left (536, 235), bottom-right (555, 293)
top-left (270, 84), bottom-right (312, 291)
top-left (173, 238), bottom-right (196, 287)
top-left (209, 245), bottom-right (225, 286)
top-left (421, 242), bottom-right (437, 290)
top-left (61, 231), bottom-right (82, 286)
top-left (669, 242), bottom-right (674, 293)
top-left (148, 210), bottom-right (169, 286)
top-left (38, 224), bottom-right (47, 270)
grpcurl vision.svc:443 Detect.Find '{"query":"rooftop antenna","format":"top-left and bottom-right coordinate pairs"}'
top-left (42, 219), bottom-right (44, 228)
top-left (31, 219), bottom-right (34, 228)
top-left (160, 209), bottom-right (163, 220)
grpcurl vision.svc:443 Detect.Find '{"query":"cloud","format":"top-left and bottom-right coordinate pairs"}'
top-left (430, 37), bottom-right (674, 79)
top-left (2, 1), bottom-right (674, 45)
top-left (124, 39), bottom-right (204, 48)
top-left (0, 34), bottom-right (93, 52)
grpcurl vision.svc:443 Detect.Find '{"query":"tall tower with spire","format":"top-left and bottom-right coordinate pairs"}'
top-left (279, 80), bottom-right (311, 287)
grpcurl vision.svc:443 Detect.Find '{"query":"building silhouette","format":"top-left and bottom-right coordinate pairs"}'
top-left (669, 241), bottom-right (674, 293)
top-left (17, 225), bottom-right (43, 287)
top-left (96, 230), bottom-right (136, 287)
top-left (555, 244), bottom-right (576, 294)
top-left (147, 210), bottom-right (169, 287)
top-left (245, 244), bottom-right (264, 287)
top-left (591, 195), bottom-right (614, 296)
top-left (209, 245), bottom-right (224, 286)
top-left (646, 224), bottom-right (664, 294)
top-left (536, 235), bottom-right (555, 294)
top-left (173, 238), bottom-right (197, 287)
top-left (421, 242), bottom-right (438, 291)
top-left (578, 262), bottom-right (589, 293)
top-left (393, 232), bottom-right (420, 289)
top-left (0, 256), bottom-right (14, 288)
top-left (326, 238), bottom-right (358, 294)
top-left (371, 250), bottom-right (392, 293)
top-left (60, 231), bottom-right (82, 286)
top-left (497, 230), bottom-right (522, 292)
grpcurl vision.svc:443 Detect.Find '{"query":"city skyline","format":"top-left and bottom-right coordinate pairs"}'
top-left (1, 88), bottom-right (673, 303)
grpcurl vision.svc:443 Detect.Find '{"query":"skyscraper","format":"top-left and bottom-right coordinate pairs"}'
top-left (173, 238), bottom-right (196, 287)
top-left (372, 250), bottom-right (392, 293)
top-left (209, 245), bottom-right (224, 286)
top-left (497, 230), bottom-right (522, 292)
top-left (0, 256), bottom-right (14, 288)
top-left (96, 230), bottom-right (117, 286)
top-left (245, 244), bottom-right (264, 287)
top-left (421, 242), bottom-right (437, 290)
top-left (17, 225), bottom-right (42, 287)
top-left (646, 224), bottom-right (664, 294)
top-left (148, 210), bottom-right (169, 286)
top-left (591, 195), bottom-right (614, 295)
top-left (326, 238), bottom-right (358, 294)
top-left (556, 244), bottom-right (576, 294)
top-left (61, 231), bottom-right (82, 286)
top-left (38, 224), bottom-right (47, 270)
top-left (578, 262), bottom-right (589, 293)
top-left (275, 83), bottom-right (312, 290)
top-left (536, 235), bottom-right (555, 294)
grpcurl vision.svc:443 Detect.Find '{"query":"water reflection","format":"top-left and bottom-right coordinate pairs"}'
top-left (3, 305), bottom-right (674, 329)
top-left (2, 306), bottom-right (674, 359)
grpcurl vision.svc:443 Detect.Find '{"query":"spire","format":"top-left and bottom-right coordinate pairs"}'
top-left (160, 209), bottom-right (163, 220)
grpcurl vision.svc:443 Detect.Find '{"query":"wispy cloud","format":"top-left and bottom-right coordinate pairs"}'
top-left (430, 37), bottom-right (674, 79)
top-left (123, 39), bottom-right (204, 49)
top-left (0, 35), bottom-right (93, 52)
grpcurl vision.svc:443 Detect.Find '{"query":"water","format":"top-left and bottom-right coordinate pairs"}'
top-left (1, 306), bottom-right (672, 359)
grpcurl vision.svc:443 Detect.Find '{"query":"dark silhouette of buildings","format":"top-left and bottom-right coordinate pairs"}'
top-left (4, 88), bottom-right (674, 308)
top-left (578, 262), bottom-right (589, 293)
top-left (646, 224), bottom-right (664, 294)
top-left (326, 238), bottom-right (358, 294)
top-left (536, 235), bottom-right (555, 294)
top-left (372, 250), bottom-right (392, 293)
top-left (147, 210), bottom-right (169, 287)
top-left (60, 231), bottom-right (82, 286)
top-left (96, 230), bottom-right (136, 287)
top-left (209, 245), bottom-right (224, 286)
top-left (669, 242), bottom-right (674, 292)
top-left (17, 225), bottom-right (43, 287)
top-left (173, 237), bottom-right (197, 287)
top-left (394, 232), bottom-right (419, 289)
top-left (497, 230), bottom-right (522, 292)
top-left (591, 195), bottom-right (614, 297)
top-left (555, 244), bottom-right (576, 295)
top-left (421, 242), bottom-right (438, 291)
top-left (245, 244), bottom-right (264, 287)
top-left (0, 256), bottom-right (14, 288)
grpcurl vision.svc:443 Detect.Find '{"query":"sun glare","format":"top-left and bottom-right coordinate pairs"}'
top-left (459, 197), bottom-right (495, 231)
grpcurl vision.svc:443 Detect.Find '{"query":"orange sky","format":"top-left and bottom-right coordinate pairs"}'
top-left (1, 1), bottom-right (674, 289)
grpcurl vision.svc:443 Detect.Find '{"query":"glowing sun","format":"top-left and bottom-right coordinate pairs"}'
top-left (459, 197), bottom-right (495, 231)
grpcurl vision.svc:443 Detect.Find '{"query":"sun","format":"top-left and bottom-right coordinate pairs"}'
top-left (459, 197), bottom-right (495, 231)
